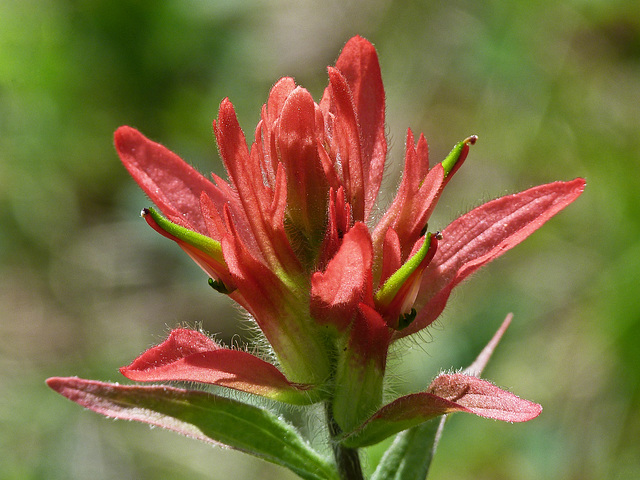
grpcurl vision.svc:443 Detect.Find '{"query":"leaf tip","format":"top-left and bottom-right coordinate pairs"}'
top-left (465, 312), bottom-right (513, 377)
top-left (45, 376), bottom-right (64, 392)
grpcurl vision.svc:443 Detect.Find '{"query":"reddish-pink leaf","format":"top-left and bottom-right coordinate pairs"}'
top-left (399, 178), bottom-right (586, 338)
top-left (427, 373), bottom-right (541, 422)
top-left (47, 377), bottom-right (222, 445)
top-left (340, 373), bottom-right (541, 448)
top-left (115, 126), bottom-right (224, 236)
top-left (120, 329), bottom-right (319, 405)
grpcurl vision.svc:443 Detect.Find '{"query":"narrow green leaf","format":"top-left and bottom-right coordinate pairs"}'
top-left (47, 377), bottom-right (338, 480)
top-left (371, 417), bottom-right (445, 480)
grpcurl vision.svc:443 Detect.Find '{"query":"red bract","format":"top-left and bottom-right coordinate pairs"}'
top-left (51, 36), bottom-right (585, 456)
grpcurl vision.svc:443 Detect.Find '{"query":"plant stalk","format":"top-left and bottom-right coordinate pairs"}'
top-left (326, 402), bottom-right (364, 480)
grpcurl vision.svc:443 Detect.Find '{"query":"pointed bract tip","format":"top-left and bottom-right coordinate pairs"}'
top-left (114, 125), bottom-right (143, 151)
top-left (114, 125), bottom-right (133, 140)
top-left (465, 313), bottom-right (513, 377)
top-left (344, 35), bottom-right (374, 49)
top-left (46, 377), bottom-right (59, 389)
top-left (218, 97), bottom-right (235, 115)
top-left (46, 376), bottom-right (74, 394)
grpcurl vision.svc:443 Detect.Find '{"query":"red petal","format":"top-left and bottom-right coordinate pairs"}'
top-left (277, 87), bottom-right (328, 238)
top-left (214, 99), bottom-right (300, 273)
top-left (214, 99), bottom-right (262, 216)
top-left (258, 77), bottom-right (297, 186)
top-left (114, 126), bottom-right (224, 236)
top-left (379, 228), bottom-right (402, 286)
top-left (203, 175), bottom-right (257, 250)
top-left (372, 130), bottom-right (444, 266)
top-left (220, 206), bottom-right (327, 384)
top-left (266, 77), bottom-right (297, 124)
top-left (219, 207), bottom-right (287, 337)
top-left (350, 302), bottom-right (392, 368)
top-left (398, 178), bottom-right (586, 338)
top-left (326, 67), bottom-right (365, 222)
top-left (120, 329), bottom-right (317, 404)
top-left (335, 36), bottom-right (387, 218)
top-left (199, 191), bottom-right (230, 246)
top-left (311, 222), bottom-right (373, 331)
top-left (317, 187), bottom-right (352, 269)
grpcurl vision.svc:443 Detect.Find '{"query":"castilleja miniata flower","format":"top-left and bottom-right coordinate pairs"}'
top-left (48, 36), bottom-right (585, 479)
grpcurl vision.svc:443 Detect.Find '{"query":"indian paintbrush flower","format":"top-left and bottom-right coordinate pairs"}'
top-left (47, 36), bottom-right (585, 479)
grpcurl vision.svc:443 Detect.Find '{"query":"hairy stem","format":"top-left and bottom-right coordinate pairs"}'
top-left (326, 402), bottom-right (364, 480)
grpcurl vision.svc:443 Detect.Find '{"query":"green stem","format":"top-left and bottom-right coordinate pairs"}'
top-left (326, 402), bottom-right (364, 480)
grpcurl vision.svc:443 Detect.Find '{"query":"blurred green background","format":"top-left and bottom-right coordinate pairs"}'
top-left (1, 0), bottom-right (639, 478)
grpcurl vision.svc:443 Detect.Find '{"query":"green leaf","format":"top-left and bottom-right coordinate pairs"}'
top-left (371, 417), bottom-right (445, 480)
top-left (338, 392), bottom-right (456, 448)
top-left (47, 377), bottom-right (338, 480)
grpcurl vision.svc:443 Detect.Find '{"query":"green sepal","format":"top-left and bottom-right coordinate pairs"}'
top-left (375, 233), bottom-right (433, 307)
top-left (47, 378), bottom-right (338, 480)
top-left (370, 417), bottom-right (445, 480)
top-left (396, 308), bottom-right (417, 330)
top-left (332, 350), bottom-right (385, 433)
top-left (331, 304), bottom-right (390, 434)
top-left (208, 277), bottom-right (233, 294)
top-left (440, 135), bottom-right (477, 177)
top-left (143, 207), bottom-right (224, 264)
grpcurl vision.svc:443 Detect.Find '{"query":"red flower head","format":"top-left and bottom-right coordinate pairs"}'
top-left (51, 37), bottom-right (584, 452)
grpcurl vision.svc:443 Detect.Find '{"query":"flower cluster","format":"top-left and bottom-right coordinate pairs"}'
top-left (48, 36), bottom-right (584, 479)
